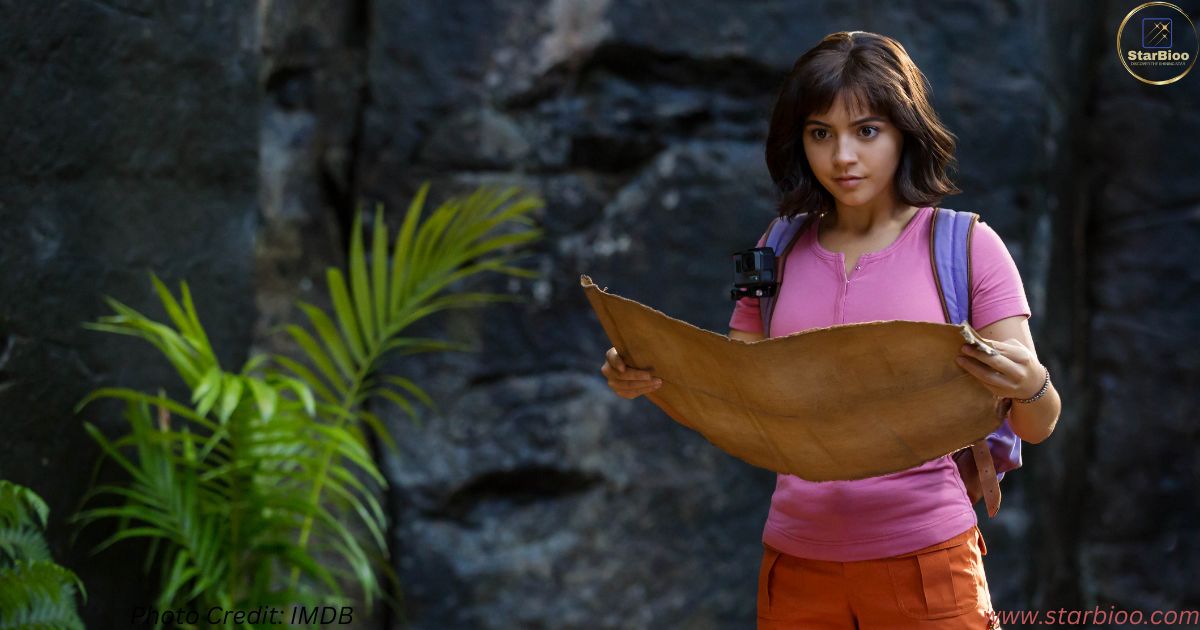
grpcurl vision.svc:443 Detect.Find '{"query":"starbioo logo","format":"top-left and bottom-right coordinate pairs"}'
top-left (1117, 2), bottom-right (1199, 84)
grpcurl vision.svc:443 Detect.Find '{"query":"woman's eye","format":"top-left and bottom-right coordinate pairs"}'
top-left (810, 126), bottom-right (879, 141)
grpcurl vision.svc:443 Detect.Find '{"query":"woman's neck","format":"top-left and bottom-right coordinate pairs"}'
top-left (822, 202), bottom-right (920, 236)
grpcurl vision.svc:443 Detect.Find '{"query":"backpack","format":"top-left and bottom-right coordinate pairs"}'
top-left (753, 207), bottom-right (1021, 518)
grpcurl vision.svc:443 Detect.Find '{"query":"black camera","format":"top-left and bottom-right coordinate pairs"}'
top-left (730, 247), bottom-right (778, 300)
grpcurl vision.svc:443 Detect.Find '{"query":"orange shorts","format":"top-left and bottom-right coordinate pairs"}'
top-left (757, 526), bottom-right (1001, 629)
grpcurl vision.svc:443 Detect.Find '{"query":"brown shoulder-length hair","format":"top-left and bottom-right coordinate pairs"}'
top-left (765, 31), bottom-right (961, 220)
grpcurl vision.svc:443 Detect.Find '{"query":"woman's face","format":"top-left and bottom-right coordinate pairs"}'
top-left (801, 93), bottom-right (905, 211)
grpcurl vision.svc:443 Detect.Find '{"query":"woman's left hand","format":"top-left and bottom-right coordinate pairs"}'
top-left (955, 337), bottom-right (1045, 400)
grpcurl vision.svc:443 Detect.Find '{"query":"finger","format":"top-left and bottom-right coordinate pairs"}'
top-left (610, 375), bottom-right (662, 389)
top-left (607, 353), bottom-right (658, 381)
top-left (961, 343), bottom-right (1018, 369)
top-left (963, 337), bottom-right (1000, 357)
top-left (600, 361), bottom-right (641, 380)
top-left (606, 347), bottom-right (627, 373)
top-left (607, 366), bottom-right (653, 382)
top-left (955, 355), bottom-right (1015, 387)
top-left (624, 381), bottom-right (663, 395)
top-left (611, 379), bottom-right (663, 396)
top-left (625, 369), bottom-right (654, 381)
top-left (614, 358), bottom-right (654, 380)
top-left (956, 353), bottom-right (996, 377)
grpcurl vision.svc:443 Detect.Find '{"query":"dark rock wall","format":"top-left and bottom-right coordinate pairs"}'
top-left (0, 1), bottom-right (259, 624)
top-left (1070, 0), bottom-right (1200, 616)
top-left (254, 0), bottom-right (368, 359)
top-left (1, 1), bottom-right (1196, 628)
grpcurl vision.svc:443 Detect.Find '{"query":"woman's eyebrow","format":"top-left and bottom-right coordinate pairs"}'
top-left (804, 116), bottom-right (887, 128)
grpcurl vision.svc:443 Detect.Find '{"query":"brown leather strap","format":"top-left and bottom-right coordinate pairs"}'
top-left (970, 441), bottom-right (1002, 518)
top-left (954, 396), bottom-right (1012, 518)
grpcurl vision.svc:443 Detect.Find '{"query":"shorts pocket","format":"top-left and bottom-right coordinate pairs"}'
top-left (757, 544), bottom-right (782, 616)
top-left (886, 540), bottom-right (982, 620)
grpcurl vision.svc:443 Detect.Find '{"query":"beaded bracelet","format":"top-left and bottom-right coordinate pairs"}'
top-left (1015, 365), bottom-right (1051, 404)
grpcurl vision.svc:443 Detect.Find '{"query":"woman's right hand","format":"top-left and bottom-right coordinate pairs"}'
top-left (600, 346), bottom-right (662, 399)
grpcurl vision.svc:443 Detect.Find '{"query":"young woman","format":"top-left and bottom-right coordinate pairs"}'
top-left (600, 31), bottom-right (1061, 628)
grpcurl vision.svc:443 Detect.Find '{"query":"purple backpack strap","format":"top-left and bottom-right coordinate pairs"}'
top-left (932, 207), bottom-right (1023, 482)
top-left (759, 213), bottom-right (812, 336)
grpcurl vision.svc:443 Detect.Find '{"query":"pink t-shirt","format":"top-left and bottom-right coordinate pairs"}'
top-left (728, 206), bottom-right (1031, 561)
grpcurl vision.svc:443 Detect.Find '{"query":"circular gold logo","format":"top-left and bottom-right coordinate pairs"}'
top-left (1117, 2), bottom-right (1198, 85)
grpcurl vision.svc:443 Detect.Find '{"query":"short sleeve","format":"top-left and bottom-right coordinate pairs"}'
top-left (729, 296), bottom-right (763, 334)
top-left (969, 220), bottom-right (1032, 330)
top-left (728, 229), bottom-right (770, 334)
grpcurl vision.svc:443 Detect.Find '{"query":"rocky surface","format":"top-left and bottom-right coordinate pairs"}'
top-left (1, 0), bottom-right (1196, 628)
top-left (0, 1), bottom-right (259, 622)
top-left (1069, 0), bottom-right (1200, 617)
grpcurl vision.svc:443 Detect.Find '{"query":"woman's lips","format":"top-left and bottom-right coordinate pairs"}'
top-left (834, 176), bottom-right (864, 189)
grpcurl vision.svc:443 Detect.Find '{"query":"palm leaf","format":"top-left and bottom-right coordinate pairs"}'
top-left (327, 270), bottom-right (366, 363)
top-left (286, 324), bottom-right (350, 396)
top-left (76, 181), bottom-right (544, 618)
top-left (388, 182), bottom-right (429, 316)
top-left (281, 183), bottom-right (544, 597)
top-left (371, 206), bottom-right (389, 342)
top-left (348, 210), bottom-right (376, 347)
top-left (296, 302), bottom-right (356, 382)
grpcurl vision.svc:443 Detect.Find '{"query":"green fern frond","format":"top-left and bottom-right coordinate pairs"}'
top-left (0, 526), bottom-right (52, 565)
top-left (0, 561), bottom-right (86, 630)
top-left (0, 482), bottom-right (85, 630)
top-left (0, 481), bottom-right (49, 531)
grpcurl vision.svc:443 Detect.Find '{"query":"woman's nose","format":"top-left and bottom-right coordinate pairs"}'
top-left (833, 138), bottom-right (858, 165)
